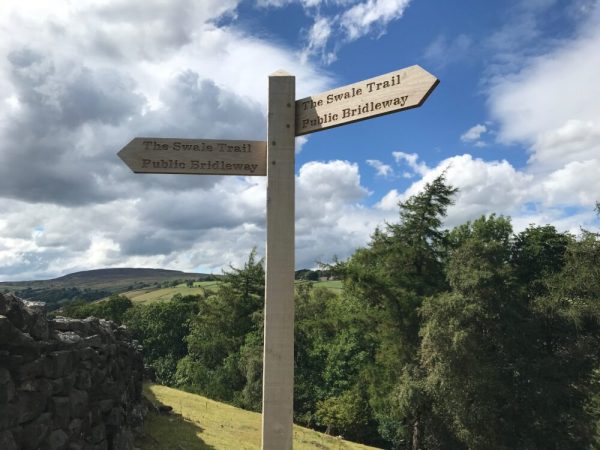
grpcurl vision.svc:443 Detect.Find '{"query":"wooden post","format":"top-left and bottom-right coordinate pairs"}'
top-left (262, 70), bottom-right (295, 450)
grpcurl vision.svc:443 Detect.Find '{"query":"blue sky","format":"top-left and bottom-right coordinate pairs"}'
top-left (0, 0), bottom-right (599, 280)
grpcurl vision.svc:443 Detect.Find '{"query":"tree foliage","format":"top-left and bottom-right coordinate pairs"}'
top-left (54, 181), bottom-right (600, 449)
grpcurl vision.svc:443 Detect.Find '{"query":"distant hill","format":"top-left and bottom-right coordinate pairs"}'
top-left (1, 267), bottom-right (210, 291)
top-left (0, 268), bottom-right (211, 310)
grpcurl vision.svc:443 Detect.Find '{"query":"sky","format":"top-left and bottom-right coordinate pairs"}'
top-left (1, 0), bottom-right (599, 281)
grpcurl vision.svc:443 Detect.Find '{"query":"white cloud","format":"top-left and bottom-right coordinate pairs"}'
top-left (366, 159), bottom-right (393, 177)
top-left (286, 0), bottom-right (413, 63)
top-left (489, 4), bottom-right (600, 170)
top-left (2, 0), bottom-right (599, 282)
top-left (302, 16), bottom-right (335, 64)
top-left (375, 189), bottom-right (403, 211)
top-left (393, 151), bottom-right (429, 176)
top-left (0, 0), bottom-right (335, 279)
top-left (295, 160), bottom-right (388, 266)
top-left (340, 0), bottom-right (411, 41)
top-left (460, 124), bottom-right (488, 145)
top-left (484, 1), bottom-right (600, 219)
top-left (399, 154), bottom-right (533, 227)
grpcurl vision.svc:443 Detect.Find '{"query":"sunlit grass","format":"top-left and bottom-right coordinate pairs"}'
top-left (117, 280), bottom-right (341, 305)
top-left (138, 384), bottom-right (381, 450)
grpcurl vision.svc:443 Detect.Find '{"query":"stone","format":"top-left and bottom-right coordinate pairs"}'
top-left (9, 425), bottom-right (23, 448)
top-left (76, 369), bottom-right (92, 390)
top-left (55, 331), bottom-right (83, 346)
top-left (0, 294), bottom-right (26, 330)
top-left (51, 317), bottom-right (85, 333)
top-left (16, 378), bottom-right (52, 423)
top-left (0, 430), bottom-right (18, 450)
top-left (45, 350), bottom-right (73, 378)
top-left (0, 404), bottom-right (20, 430)
top-left (51, 396), bottom-right (71, 429)
top-left (22, 300), bottom-right (49, 340)
top-left (111, 429), bottom-right (135, 450)
top-left (106, 406), bottom-right (124, 427)
top-left (0, 368), bottom-right (16, 405)
top-left (98, 399), bottom-right (114, 413)
top-left (46, 428), bottom-right (69, 450)
top-left (69, 389), bottom-right (89, 418)
top-left (78, 347), bottom-right (97, 361)
top-left (14, 356), bottom-right (44, 381)
top-left (50, 377), bottom-right (66, 395)
top-left (83, 334), bottom-right (103, 348)
top-left (16, 389), bottom-right (49, 424)
top-left (21, 412), bottom-right (52, 450)
top-left (88, 423), bottom-right (106, 444)
top-left (2, 294), bottom-right (144, 449)
top-left (0, 314), bottom-right (34, 346)
top-left (68, 417), bottom-right (83, 438)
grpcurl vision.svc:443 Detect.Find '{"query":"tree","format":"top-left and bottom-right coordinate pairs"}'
top-left (124, 295), bottom-right (199, 385)
top-left (340, 173), bottom-right (458, 449)
top-left (60, 294), bottom-right (132, 324)
top-left (176, 250), bottom-right (265, 404)
top-left (420, 217), bottom-right (600, 450)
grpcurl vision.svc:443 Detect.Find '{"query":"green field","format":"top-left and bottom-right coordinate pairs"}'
top-left (120, 280), bottom-right (343, 304)
top-left (310, 279), bottom-right (342, 291)
top-left (121, 281), bottom-right (220, 304)
top-left (138, 384), bottom-right (380, 450)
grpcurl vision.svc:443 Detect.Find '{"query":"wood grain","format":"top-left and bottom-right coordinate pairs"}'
top-left (117, 137), bottom-right (267, 176)
top-left (295, 65), bottom-right (439, 136)
top-left (262, 71), bottom-right (296, 450)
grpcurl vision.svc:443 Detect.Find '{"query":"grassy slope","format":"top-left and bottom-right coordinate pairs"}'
top-left (139, 384), bottom-right (381, 450)
top-left (124, 280), bottom-right (343, 304)
top-left (121, 281), bottom-right (220, 304)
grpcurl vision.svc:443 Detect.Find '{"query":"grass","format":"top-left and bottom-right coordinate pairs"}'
top-left (310, 280), bottom-right (343, 292)
top-left (117, 281), bottom-right (220, 304)
top-left (138, 384), bottom-right (381, 450)
top-left (119, 280), bottom-right (342, 305)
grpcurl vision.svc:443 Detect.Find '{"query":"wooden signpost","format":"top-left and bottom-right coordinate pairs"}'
top-left (117, 65), bottom-right (438, 450)
top-left (118, 137), bottom-right (267, 176)
top-left (296, 65), bottom-right (438, 136)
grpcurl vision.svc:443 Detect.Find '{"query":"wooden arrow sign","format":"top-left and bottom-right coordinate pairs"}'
top-left (118, 137), bottom-right (267, 176)
top-left (295, 65), bottom-right (439, 136)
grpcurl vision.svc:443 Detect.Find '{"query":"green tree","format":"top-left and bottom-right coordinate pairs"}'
top-left (60, 294), bottom-right (132, 324)
top-left (124, 295), bottom-right (199, 385)
top-left (176, 250), bottom-right (265, 404)
top-left (340, 173), bottom-right (458, 449)
top-left (421, 217), bottom-right (600, 450)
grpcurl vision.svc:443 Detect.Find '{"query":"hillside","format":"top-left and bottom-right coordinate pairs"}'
top-left (139, 384), bottom-right (381, 450)
top-left (0, 267), bottom-right (210, 291)
top-left (0, 268), bottom-right (211, 310)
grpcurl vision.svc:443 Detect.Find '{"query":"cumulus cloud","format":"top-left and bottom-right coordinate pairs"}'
top-left (366, 159), bottom-right (393, 177)
top-left (290, 0), bottom-right (412, 63)
top-left (2, 0), bottom-right (599, 281)
top-left (388, 3), bottom-right (600, 233)
top-left (392, 151), bottom-right (429, 176)
top-left (460, 124), bottom-right (488, 147)
top-left (487, 1), bottom-right (600, 214)
top-left (0, 0), bottom-right (335, 279)
top-left (295, 160), bottom-right (385, 267)
top-left (340, 0), bottom-right (411, 41)
top-left (401, 154), bottom-right (532, 227)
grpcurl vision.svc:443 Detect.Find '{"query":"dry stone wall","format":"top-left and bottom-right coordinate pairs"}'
top-left (0, 293), bottom-right (144, 450)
